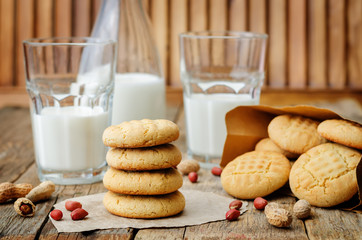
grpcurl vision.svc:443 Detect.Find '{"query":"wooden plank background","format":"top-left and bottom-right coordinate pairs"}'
top-left (0, 0), bottom-right (361, 91)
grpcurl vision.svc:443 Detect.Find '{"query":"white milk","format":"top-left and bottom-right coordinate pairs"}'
top-left (184, 93), bottom-right (258, 158)
top-left (111, 73), bottom-right (166, 125)
top-left (32, 106), bottom-right (108, 171)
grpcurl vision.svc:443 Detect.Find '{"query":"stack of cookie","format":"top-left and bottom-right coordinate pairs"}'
top-left (102, 119), bottom-right (185, 218)
top-left (221, 114), bottom-right (362, 208)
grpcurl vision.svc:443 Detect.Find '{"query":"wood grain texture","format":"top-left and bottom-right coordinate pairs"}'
top-left (0, 0), bottom-right (15, 87)
top-left (35, 0), bottom-right (53, 37)
top-left (229, 0), bottom-right (247, 31)
top-left (288, 0), bottom-right (307, 89)
top-left (190, 0), bottom-right (207, 31)
top-left (0, 108), bottom-right (34, 183)
top-left (347, 0), bottom-right (362, 89)
top-left (209, 0), bottom-right (227, 31)
top-left (209, 0), bottom-right (227, 67)
top-left (268, 0), bottom-right (287, 88)
top-left (169, 0), bottom-right (187, 86)
top-left (15, 0), bottom-right (34, 87)
top-left (0, 0), bottom-right (362, 92)
top-left (308, 0), bottom-right (327, 89)
top-left (73, 0), bottom-right (91, 37)
top-left (151, 0), bottom-right (168, 82)
top-left (249, 0), bottom-right (266, 33)
top-left (92, 0), bottom-right (103, 24)
top-left (54, 0), bottom-right (72, 37)
top-left (328, 0), bottom-right (346, 89)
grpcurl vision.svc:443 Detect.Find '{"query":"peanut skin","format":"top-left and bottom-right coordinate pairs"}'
top-left (0, 182), bottom-right (33, 203)
top-left (71, 208), bottom-right (88, 220)
top-left (25, 181), bottom-right (55, 203)
top-left (14, 198), bottom-right (36, 217)
top-left (65, 201), bottom-right (82, 211)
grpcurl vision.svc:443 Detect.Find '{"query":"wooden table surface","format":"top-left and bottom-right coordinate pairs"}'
top-left (0, 92), bottom-right (362, 240)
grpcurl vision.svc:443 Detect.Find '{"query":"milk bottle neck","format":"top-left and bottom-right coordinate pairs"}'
top-left (92, 0), bottom-right (163, 77)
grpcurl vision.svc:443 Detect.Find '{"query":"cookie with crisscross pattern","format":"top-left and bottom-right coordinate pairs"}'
top-left (268, 114), bottom-right (327, 154)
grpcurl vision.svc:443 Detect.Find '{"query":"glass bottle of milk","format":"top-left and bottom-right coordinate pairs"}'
top-left (91, 0), bottom-right (166, 125)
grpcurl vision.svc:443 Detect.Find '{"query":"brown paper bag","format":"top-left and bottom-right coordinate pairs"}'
top-left (220, 105), bottom-right (361, 211)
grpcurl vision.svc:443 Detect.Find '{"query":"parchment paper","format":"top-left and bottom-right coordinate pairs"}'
top-left (50, 189), bottom-right (248, 233)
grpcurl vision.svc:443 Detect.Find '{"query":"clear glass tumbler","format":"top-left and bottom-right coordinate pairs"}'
top-left (23, 37), bottom-right (116, 184)
top-left (180, 31), bottom-right (268, 168)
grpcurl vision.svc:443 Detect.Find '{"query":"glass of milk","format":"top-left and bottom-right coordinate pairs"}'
top-left (180, 31), bottom-right (268, 168)
top-left (23, 37), bottom-right (116, 184)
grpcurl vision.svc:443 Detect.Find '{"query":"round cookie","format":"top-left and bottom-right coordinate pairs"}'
top-left (103, 190), bottom-right (185, 219)
top-left (255, 138), bottom-right (299, 159)
top-left (107, 144), bottom-right (182, 170)
top-left (103, 119), bottom-right (179, 148)
top-left (103, 167), bottom-right (183, 195)
top-left (317, 119), bottom-right (362, 150)
top-left (221, 151), bottom-right (291, 199)
top-left (289, 143), bottom-right (361, 207)
top-left (268, 114), bottom-right (327, 154)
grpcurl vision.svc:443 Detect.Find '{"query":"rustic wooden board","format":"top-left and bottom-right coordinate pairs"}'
top-left (0, 0), bottom-right (15, 87)
top-left (1, 99), bottom-right (362, 239)
top-left (190, 0), bottom-right (207, 31)
top-left (347, 0), bottom-right (362, 89)
top-left (327, 0), bottom-right (346, 89)
top-left (229, 0), bottom-right (247, 31)
top-left (15, 0), bottom-right (34, 87)
top-left (209, 0), bottom-right (227, 67)
top-left (169, 0), bottom-right (187, 87)
top-left (0, 108), bottom-right (34, 183)
top-left (308, 0), bottom-right (327, 89)
top-left (249, 0), bottom-right (266, 33)
top-left (54, 0), bottom-right (72, 37)
top-left (151, 0), bottom-right (169, 82)
top-left (268, 0), bottom-right (287, 88)
top-left (73, 0), bottom-right (91, 37)
top-left (288, 0), bottom-right (307, 89)
top-left (35, 0), bottom-right (52, 37)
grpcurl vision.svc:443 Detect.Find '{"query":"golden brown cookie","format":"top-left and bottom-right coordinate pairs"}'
top-left (255, 138), bottom-right (299, 159)
top-left (106, 144), bottom-right (182, 170)
top-left (268, 114), bottom-right (327, 154)
top-left (103, 167), bottom-right (183, 195)
top-left (103, 119), bottom-right (179, 148)
top-left (289, 143), bottom-right (361, 207)
top-left (317, 119), bottom-right (362, 150)
top-left (103, 190), bottom-right (185, 219)
top-left (221, 151), bottom-right (291, 199)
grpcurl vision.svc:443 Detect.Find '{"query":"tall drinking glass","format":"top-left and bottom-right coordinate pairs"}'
top-left (23, 37), bottom-right (116, 184)
top-left (180, 31), bottom-right (268, 168)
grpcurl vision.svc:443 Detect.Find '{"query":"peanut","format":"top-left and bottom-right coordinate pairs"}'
top-left (225, 209), bottom-right (240, 221)
top-left (188, 172), bottom-right (198, 183)
top-left (26, 181), bottom-right (55, 203)
top-left (211, 167), bottom-right (222, 176)
top-left (65, 200), bottom-right (82, 211)
top-left (50, 209), bottom-right (63, 221)
top-left (71, 208), bottom-right (88, 220)
top-left (14, 198), bottom-right (35, 217)
top-left (177, 159), bottom-right (200, 175)
top-left (254, 197), bottom-right (268, 210)
top-left (229, 200), bottom-right (243, 210)
top-left (264, 202), bottom-right (292, 228)
top-left (293, 199), bottom-right (311, 219)
top-left (0, 182), bottom-right (33, 203)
